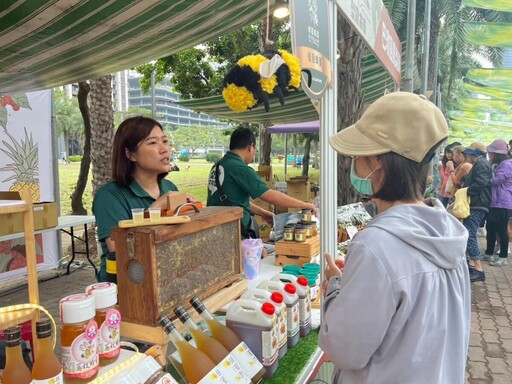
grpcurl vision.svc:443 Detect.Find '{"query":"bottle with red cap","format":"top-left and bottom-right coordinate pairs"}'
top-left (226, 299), bottom-right (279, 379)
top-left (257, 280), bottom-right (300, 348)
top-left (241, 288), bottom-right (287, 359)
top-left (275, 273), bottom-right (311, 337)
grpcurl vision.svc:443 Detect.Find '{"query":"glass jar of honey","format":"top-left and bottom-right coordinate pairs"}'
top-left (301, 208), bottom-right (312, 223)
top-left (86, 282), bottom-right (121, 366)
top-left (59, 293), bottom-right (99, 382)
top-left (283, 225), bottom-right (295, 241)
top-left (294, 225), bottom-right (307, 242)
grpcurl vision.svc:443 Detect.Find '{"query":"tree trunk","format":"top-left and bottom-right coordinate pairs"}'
top-left (89, 75), bottom-right (114, 196)
top-left (302, 135), bottom-right (313, 177)
top-left (261, 126), bottom-right (272, 165)
top-left (71, 82), bottom-right (92, 215)
top-left (337, 14), bottom-right (365, 206)
top-left (427, 10), bottom-right (441, 97)
top-left (64, 131), bottom-right (70, 161)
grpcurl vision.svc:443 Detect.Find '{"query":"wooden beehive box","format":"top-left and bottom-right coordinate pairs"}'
top-left (275, 235), bottom-right (320, 266)
top-left (111, 206), bottom-right (243, 326)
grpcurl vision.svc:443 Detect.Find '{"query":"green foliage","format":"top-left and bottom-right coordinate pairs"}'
top-left (113, 107), bottom-right (153, 128)
top-left (205, 153), bottom-right (221, 163)
top-left (178, 154), bottom-right (190, 162)
top-left (173, 125), bottom-right (229, 155)
top-left (68, 155), bottom-right (82, 162)
top-left (54, 90), bottom-right (83, 137)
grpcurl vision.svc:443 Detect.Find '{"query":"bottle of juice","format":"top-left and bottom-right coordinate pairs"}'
top-left (2, 326), bottom-right (33, 384)
top-left (59, 293), bottom-right (99, 382)
top-left (86, 282), bottom-right (121, 365)
top-left (189, 296), bottom-right (266, 383)
top-left (31, 318), bottom-right (63, 383)
top-left (157, 313), bottom-right (217, 384)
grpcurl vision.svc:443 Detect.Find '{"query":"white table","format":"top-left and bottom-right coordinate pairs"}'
top-left (0, 215), bottom-right (97, 276)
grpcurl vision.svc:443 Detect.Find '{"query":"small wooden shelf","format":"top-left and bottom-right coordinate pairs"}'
top-left (0, 191), bottom-right (39, 343)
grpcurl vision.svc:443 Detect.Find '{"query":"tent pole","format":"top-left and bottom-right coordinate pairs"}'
top-left (284, 133), bottom-right (288, 178)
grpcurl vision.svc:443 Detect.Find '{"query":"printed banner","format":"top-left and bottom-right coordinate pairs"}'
top-left (0, 90), bottom-right (58, 280)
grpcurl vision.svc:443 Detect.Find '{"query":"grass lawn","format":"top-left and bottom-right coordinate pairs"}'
top-left (57, 159), bottom-right (319, 215)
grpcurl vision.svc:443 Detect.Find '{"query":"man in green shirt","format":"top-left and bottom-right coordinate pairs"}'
top-left (207, 127), bottom-right (318, 239)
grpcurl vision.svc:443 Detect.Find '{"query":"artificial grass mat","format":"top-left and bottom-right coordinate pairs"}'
top-left (261, 327), bottom-right (320, 384)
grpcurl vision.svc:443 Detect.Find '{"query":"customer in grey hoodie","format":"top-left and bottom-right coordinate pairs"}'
top-left (322, 92), bottom-right (471, 384)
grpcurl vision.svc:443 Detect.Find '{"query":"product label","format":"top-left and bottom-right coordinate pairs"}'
top-left (287, 303), bottom-right (300, 338)
top-left (155, 373), bottom-right (180, 384)
top-left (197, 366), bottom-right (229, 384)
top-left (61, 320), bottom-right (99, 379)
top-left (277, 305), bottom-right (287, 349)
top-left (215, 354), bottom-right (251, 384)
top-left (99, 307), bottom-right (121, 358)
top-left (33, 371), bottom-right (63, 384)
top-left (229, 342), bottom-right (264, 380)
top-left (299, 290), bottom-right (311, 327)
top-left (261, 326), bottom-right (278, 367)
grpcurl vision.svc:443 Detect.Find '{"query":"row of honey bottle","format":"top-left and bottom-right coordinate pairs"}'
top-left (0, 282), bottom-right (120, 384)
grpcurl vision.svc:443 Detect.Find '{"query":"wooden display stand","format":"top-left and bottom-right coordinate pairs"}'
top-left (275, 235), bottom-right (320, 267)
top-left (0, 191), bottom-right (40, 353)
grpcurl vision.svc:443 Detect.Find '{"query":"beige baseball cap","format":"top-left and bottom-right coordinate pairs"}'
top-left (329, 92), bottom-right (448, 163)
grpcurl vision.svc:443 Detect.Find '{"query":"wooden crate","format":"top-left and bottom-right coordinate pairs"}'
top-left (275, 235), bottom-right (320, 257)
top-left (275, 254), bottom-right (315, 267)
top-left (112, 206), bottom-right (243, 326)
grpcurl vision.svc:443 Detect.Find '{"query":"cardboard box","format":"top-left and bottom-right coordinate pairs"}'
top-left (257, 165), bottom-right (273, 188)
top-left (254, 214), bottom-right (271, 242)
top-left (166, 192), bottom-right (188, 211)
top-left (252, 197), bottom-right (273, 212)
top-left (0, 191), bottom-right (58, 236)
top-left (286, 176), bottom-right (310, 202)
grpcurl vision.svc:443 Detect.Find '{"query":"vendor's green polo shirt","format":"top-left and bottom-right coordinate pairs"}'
top-left (93, 178), bottom-right (178, 255)
top-left (207, 151), bottom-right (270, 230)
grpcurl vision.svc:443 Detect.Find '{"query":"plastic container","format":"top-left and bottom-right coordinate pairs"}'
top-left (282, 265), bottom-right (300, 276)
top-left (294, 225), bottom-right (306, 242)
top-left (299, 271), bottom-right (319, 300)
top-left (241, 289), bottom-right (288, 359)
top-left (86, 282), bottom-right (121, 365)
top-left (274, 273), bottom-right (311, 338)
top-left (60, 293), bottom-right (99, 382)
top-left (257, 280), bottom-right (300, 348)
top-left (226, 299), bottom-right (279, 379)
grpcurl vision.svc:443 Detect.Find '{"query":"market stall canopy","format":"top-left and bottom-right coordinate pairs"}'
top-left (268, 120), bottom-right (319, 134)
top-left (0, 0), bottom-right (268, 94)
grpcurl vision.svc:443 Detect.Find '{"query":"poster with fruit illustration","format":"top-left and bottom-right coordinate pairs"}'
top-left (0, 90), bottom-right (58, 280)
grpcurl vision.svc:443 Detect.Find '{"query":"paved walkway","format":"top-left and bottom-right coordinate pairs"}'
top-left (2, 237), bottom-right (512, 382)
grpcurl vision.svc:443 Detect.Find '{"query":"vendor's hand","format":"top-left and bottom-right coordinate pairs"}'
top-left (259, 209), bottom-right (275, 225)
top-left (305, 203), bottom-right (319, 218)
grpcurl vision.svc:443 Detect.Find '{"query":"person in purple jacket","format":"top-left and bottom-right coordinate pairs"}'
top-left (485, 139), bottom-right (512, 266)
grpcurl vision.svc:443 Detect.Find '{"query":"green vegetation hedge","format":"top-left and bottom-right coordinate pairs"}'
top-left (178, 154), bottom-right (190, 162)
top-left (206, 153), bottom-right (221, 163)
top-left (68, 155), bottom-right (82, 162)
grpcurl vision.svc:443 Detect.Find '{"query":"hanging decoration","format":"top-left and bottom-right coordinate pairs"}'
top-left (222, 49), bottom-right (310, 113)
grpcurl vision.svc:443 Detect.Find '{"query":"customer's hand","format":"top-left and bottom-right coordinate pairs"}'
top-left (322, 252), bottom-right (344, 296)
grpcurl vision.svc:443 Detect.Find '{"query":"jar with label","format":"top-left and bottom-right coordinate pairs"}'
top-left (283, 225), bottom-right (295, 241)
top-left (294, 225), bottom-right (306, 242)
top-left (86, 282), bottom-right (121, 365)
top-left (60, 293), bottom-right (99, 382)
top-left (300, 208), bottom-right (312, 223)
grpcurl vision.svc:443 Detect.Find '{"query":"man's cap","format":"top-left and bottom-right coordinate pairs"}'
top-left (462, 142), bottom-right (487, 156)
top-left (328, 92), bottom-right (448, 163)
top-left (487, 139), bottom-right (508, 155)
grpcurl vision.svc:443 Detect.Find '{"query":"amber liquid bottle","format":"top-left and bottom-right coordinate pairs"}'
top-left (32, 318), bottom-right (63, 383)
top-left (2, 326), bottom-right (33, 384)
top-left (173, 305), bottom-right (229, 364)
top-left (157, 313), bottom-right (216, 384)
top-left (189, 296), bottom-right (242, 351)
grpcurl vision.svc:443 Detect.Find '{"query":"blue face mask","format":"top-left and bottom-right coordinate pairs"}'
top-left (350, 160), bottom-right (377, 196)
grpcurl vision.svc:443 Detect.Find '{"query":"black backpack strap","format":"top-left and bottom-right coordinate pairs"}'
top-left (215, 161), bottom-right (232, 206)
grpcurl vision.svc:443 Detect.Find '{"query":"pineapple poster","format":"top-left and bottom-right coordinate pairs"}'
top-left (0, 90), bottom-right (58, 279)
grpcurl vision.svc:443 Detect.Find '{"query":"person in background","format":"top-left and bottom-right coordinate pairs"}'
top-left (448, 145), bottom-right (473, 199)
top-left (461, 142), bottom-right (492, 283)
top-left (320, 92), bottom-right (470, 384)
top-left (437, 146), bottom-right (455, 207)
top-left (93, 116), bottom-right (192, 283)
top-left (207, 127), bottom-right (317, 240)
top-left (484, 139), bottom-right (512, 266)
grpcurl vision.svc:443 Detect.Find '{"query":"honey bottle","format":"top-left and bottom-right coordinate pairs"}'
top-left (31, 318), bottom-right (63, 383)
top-left (59, 293), bottom-right (99, 382)
top-left (2, 326), bottom-right (33, 384)
top-left (157, 313), bottom-right (217, 384)
top-left (86, 282), bottom-right (121, 365)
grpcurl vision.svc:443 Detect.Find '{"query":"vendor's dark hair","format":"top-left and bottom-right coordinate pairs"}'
top-left (230, 127), bottom-right (256, 150)
top-left (491, 153), bottom-right (509, 165)
top-left (373, 152), bottom-right (429, 202)
top-left (112, 116), bottom-right (168, 186)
